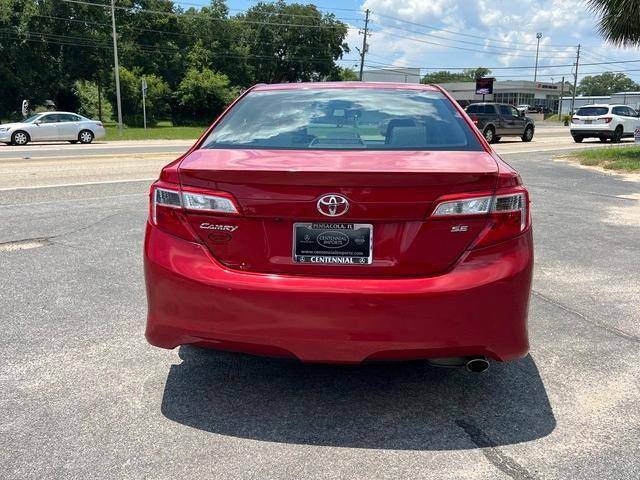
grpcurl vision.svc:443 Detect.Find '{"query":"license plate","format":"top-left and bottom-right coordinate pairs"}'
top-left (293, 223), bottom-right (372, 265)
top-left (584, 120), bottom-right (592, 124)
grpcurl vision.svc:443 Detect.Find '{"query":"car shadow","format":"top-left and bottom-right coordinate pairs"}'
top-left (161, 347), bottom-right (555, 450)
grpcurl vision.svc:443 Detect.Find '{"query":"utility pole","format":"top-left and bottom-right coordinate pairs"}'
top-left (533, 32), bottom-right (542, 84)
top-left (110, 0), bottom-right (123, 133)
top-left (141, 76), bottom-right (147, 130)
top-left (97, 80), bottom-right (102, 122)
top-left (558, 76), bottom-right (565, 117)
top-left (570, 44), bottom-right (581, 115)
top-left (357, 9), bottom-right (370, 81)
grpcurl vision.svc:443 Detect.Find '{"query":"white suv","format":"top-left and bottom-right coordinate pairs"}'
top-left (570, 104), bottom-right (639, 143)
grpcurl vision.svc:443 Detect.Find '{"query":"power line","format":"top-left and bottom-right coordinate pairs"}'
top-left (368, 28), bottom-right (566, 59)
top-left (362, 57), bottom-right (640, 71)
top-left (26, 13), bottom-right (352, 50)
top-left (363, 63), bottom-right (640, 80)
top-left (371, 11), bottom-right (579, 49)
top-left (174, 2), bottom-right (365, 23)
top-left (371, 20), bottom-right (571, 55)
top-left (231, 0), bottom-right (365, 14)
top-left (61, 0), bottom-right (355, 30)
top-left (0, 30), bottom-right (359, 64)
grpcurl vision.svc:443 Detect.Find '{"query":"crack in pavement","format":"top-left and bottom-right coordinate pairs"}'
top-left (0, 237), bottom-right (51, 252)
top-left (456, 419), bottom-right (537, 480)
top-left (532, 290), bottom-right (640, 343)
top-left (0, 212), bottom-right (124, 252)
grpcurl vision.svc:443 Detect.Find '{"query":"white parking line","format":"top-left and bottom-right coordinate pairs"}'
top-left (0, 177), bottom-right (156, 192)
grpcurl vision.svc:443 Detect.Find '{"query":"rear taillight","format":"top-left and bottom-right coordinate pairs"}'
top-left (431, 187), bottom-right (530, 248)
top-left (571, 117), bottom-right (579, 123)
top-left (95, 122), bottom-right (103, 127)
top-left (598, 117), bottom-right (613, 124)
top-left (470, 116), bottom-right (479, 125)
top-left (182, 191), bottom-right (238, 214)
top-left (150, 183), bottom-right (239, 241)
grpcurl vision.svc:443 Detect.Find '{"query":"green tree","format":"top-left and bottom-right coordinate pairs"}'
top-left (577, 72), bottom-right (639, 96)
top-left (238, 1), bottom-right (350, 83)
top-left (179, 2), bottom-right (251, 87)
top-left (173, 68), bottom-right (238, 125)
top-left (464, 67), bottom-right (491, 80)
top-left (421, 71), bottom-right (467, 84)
top-left (327, 66), bottom-right (359, 81)
top-left (0, 0), bottom-right (354, 122)
top-left (108, 67), bottom-right (170, 127)
top-left (421, 68), bottom-right (491, 84)
top-left (588, 0), bottom-right (640, 46)
top-left (0, 0), bottom-right (111, 118)
top-left (73, 80), bottom-right (113, 121)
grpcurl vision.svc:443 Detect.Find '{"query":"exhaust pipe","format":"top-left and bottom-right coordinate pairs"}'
top-left (465, 356), bottom-right (490, 373)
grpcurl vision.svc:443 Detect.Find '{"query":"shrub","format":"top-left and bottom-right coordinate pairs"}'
top-left (107, 67), bottom-right (170, 127)
top-left (172, 68), bottom-right (238, 126)
top-left (73, 80), bottom-right (112, 121)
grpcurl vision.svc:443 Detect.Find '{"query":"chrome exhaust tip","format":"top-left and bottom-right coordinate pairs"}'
top-left (465, 357), bottom-right (490, 373)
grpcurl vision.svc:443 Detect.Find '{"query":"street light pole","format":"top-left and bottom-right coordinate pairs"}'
top-left (533, 32), bottom-right (542, 84)
top-left (110, 0), bottom-right (123, 133)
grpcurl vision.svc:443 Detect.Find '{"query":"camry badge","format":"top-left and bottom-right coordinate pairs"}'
top-left (317, 194), bottom-right (349, 217)
top-left (200, 223), bottom-right (238, 232)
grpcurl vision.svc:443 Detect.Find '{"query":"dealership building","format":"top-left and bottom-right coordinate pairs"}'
top-left (438, 80), bottom-right (565, 110)
top-left (360, 72), bottom-right (565, 110)
top-left (558, 92), bottom-right (640, 115)
top-left (357, 71), bottom-right (640, 114)
top-left (361, 67), bottom-right (422, 84)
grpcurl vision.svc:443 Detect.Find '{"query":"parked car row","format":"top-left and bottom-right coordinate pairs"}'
top-left (0, 111), bottom-right (106, 145)
top-left (517, 104), bottom-right (553, 114)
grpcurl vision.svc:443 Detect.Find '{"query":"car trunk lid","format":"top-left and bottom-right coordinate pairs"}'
top-left (178, 148), bottom-right (498, 276)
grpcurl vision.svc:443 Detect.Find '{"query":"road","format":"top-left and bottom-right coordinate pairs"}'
top-left (0, 126), bottom-right (636, 190)
top-left (1, 132), bottom-right (639, 479)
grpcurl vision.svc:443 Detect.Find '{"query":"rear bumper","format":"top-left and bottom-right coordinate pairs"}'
top-left (570, 126), bottom-right (612, 137)
top-left (144, 223), bottom-right (533, 363)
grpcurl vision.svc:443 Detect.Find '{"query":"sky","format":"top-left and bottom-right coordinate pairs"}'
top-left (201, 0), bottom-right (640, 83)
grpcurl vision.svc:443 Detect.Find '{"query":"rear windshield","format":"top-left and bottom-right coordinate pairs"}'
top-left (576, 106), bottom-right (609, 116)
top-left (203, 88), bottom-right (482, 151)
top-left (466, 104), bottom-right (494, 114)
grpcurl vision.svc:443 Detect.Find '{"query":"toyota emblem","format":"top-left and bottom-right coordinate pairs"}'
top-left (317, 194), bottom-right (349, 217)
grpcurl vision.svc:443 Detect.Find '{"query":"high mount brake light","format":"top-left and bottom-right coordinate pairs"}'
top-left (431, 188), bottom-right (530, 248)
top-left (150, 184), bottom-right (239, 241)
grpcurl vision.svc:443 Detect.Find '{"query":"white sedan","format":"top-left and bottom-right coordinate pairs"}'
top-left (0, 112), bottom-right (106, 146)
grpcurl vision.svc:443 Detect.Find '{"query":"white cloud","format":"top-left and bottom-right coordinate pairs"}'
top-left (355, 0), bottom-right (639, 81)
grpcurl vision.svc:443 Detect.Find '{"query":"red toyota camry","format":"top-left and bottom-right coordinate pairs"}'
top-left (144, 82), bottom-right (533, 371)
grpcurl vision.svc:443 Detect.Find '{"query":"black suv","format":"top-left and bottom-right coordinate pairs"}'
top-left (465, 103), bottom-right (535, 143)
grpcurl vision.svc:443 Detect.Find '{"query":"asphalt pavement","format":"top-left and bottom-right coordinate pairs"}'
top-left (0, 140), bottom-right (639, 479)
